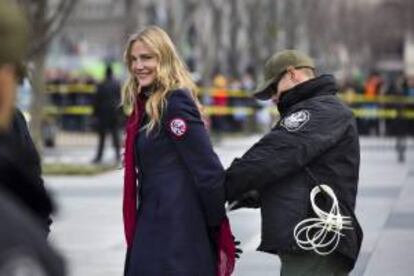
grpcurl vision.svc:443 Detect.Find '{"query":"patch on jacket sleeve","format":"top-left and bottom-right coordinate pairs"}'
top-left (168, 117), bottom-right (187, 138)
top-left (281, 110), bottom-right (310, 132)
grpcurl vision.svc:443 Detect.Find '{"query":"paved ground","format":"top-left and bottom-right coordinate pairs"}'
top-left (44, 135), bottom-right (414, 276)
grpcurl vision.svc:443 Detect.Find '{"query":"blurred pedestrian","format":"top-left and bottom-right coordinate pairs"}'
top-left (6, 107), bottom-right (53, 234)
top-left (225, 50), bottom-right (363, 276)
top-left (121, 26), bottom-right (236, 276)
top-left (241, 66), bottom-right (256, 92)
top-left (211, 72), bottom-right (230, 134)
top-left (92, 65), bottom-right (121, 163)
top-left (403, 75), bottom-right (414, 97)
top-left (0, 0), bottom-right (65, 274)
top-left (5, 63), bottom-right (53, 234)
top-left (362, 71), bottom-right (383, 135)
top-left (364, 71), bottom-right (383, 98)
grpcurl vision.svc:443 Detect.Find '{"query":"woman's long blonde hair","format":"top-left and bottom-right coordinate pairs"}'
top-left (122, 25), bottom-right (200, 133)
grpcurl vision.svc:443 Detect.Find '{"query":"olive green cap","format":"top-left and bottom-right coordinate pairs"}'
top-left (0, 0), bottom-right (28, 64)
top-left (254, 49), bottom-right (315, 100)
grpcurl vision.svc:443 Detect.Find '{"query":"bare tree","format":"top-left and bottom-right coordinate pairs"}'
top-left (227, 0), bottom-right (241, 77)
top-left (189, 0), bottom-right (224, 84)
top-left (18, 0), bottom-right (79, 151)
top-left (124, 0), bottom-right (142, 39)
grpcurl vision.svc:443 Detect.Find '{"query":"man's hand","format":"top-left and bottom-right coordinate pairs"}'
top-left (228, 190), bottom-right (260, 211)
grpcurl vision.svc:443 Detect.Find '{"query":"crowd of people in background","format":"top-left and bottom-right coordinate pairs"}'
top-left (29, 62), bottom-right (414, 141)
top-left (41, 66), bottom-right (277, 136)
top-left (341, 70), bottom-right (414, 97)
top-left (339, 71), bottom-right (414, 137)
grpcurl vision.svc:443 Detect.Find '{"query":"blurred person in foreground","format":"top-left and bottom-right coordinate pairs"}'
top-left (9, 64), bottom-right (53, 235)
top-left (121, 25), bottom-right (236, 275)
top-left (0, 0), bottom-right (65, 275)
top-left (92, 65), bottom-right (121, 164)
top-left (225, 50), bottom-right (363, 276)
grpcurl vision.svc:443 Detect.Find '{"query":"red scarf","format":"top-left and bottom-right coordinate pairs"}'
top-left (216, 218), bottom-right (236, 276)
top-left (123, 95), bottom-right (145, 249)
top-left (122, 96), bottom-right (235, 275)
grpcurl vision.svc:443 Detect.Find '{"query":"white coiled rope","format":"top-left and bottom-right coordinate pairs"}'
top-left (293, 184), bottom-right (353, 256)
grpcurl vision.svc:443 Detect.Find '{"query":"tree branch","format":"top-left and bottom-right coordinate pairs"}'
top-left (45, 0), bottom-right (70, 30)
top-left (28, 0), bottom-right (79, 58)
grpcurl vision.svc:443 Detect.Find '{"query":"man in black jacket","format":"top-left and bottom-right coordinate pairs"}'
top-left (92, 65), bottom-right (121, 163)
top-left (225, 50), bottom-right (363, 275)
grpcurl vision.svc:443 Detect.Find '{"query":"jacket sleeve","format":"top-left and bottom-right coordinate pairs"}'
top-left (164, 89), bottom-right (226, 227)
top-left (225, 106), bottom-right (352, 202)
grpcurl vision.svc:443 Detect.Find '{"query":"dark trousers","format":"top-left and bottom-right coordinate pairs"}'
top-left (279, 252), bottom-right (348, 276)
top-left (94, 125), bottom-right (120, 162)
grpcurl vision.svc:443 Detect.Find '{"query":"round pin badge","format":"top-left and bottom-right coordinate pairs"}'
top-left (169, 118), bottom-right (187, 138)
top-left (281, 110), bottom-right (310, 132)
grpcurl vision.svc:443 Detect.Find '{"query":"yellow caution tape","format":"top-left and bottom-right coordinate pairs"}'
top-left (43, 106), bottom-right (93, 115)
top-left (39, 104), bottom-right (414, 119)
top-left (46, 84), bottom-right (96, 94)
top-left (402, 110), bottom-right (414, 119)
top-left (61, 106), bottom-right (94, 115)
top-left (199, 88), bottom-right (251, 97)
top-left (44, 84), bottom-right (414, 104)
top-left (204, 106), bottom-right (255, 116)
top-left (41, 84), bottom-right (414, 120)
top-left (338, 94), bottom-right (414, 104)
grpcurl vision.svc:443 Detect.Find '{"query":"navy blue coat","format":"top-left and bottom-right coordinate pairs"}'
top-left (126, 89), bottom-right (226, 276)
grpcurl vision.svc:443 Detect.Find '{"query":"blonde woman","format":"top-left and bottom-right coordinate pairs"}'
top-left (122, 26), bottom-right (236, 276)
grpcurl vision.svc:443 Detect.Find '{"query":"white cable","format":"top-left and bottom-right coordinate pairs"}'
top-left (293, 184), bottom-right (353, 256)
top-left (226, 201), bottom-right (238, 212)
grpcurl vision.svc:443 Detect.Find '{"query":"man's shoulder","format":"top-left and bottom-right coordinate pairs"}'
top-left (303, 94), bottom-right (353, 120)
